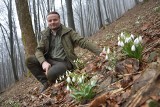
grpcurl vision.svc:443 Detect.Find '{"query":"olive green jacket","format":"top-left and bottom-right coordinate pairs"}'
top-left (35, 25), bottom-right (102, 66)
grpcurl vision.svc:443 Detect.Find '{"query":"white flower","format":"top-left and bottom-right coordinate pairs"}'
top-left (66, 77), bottom-right (71, 83)
top-left (68, 71), bottom-right (72, 74)
top-left (131, 45), bottom-right (136, 51)
top-left (66, 85), bottom-right (70, 91)
top-left (91, 80), bottom-right (97, 86)
top-left (55, 80), bottom-right (58, 84)
top-left (134, 38), bottom-right (139, 44)
top-left (125, 37), bottom-right (131, 43)
top-left (118, 41), bottom-right (121, 46)
top-left (102, 47), bottom-right (106, 52)
top-left (81, 75), bottom-right (85, 80)
top-left (59, 76), bottom-right (62, 81)
top-left (78, 77), bottom-right (83, 83)
top-left (66, 71), bottom-right (69, 76)
top-left (120, 41), bottom-right (124, 47)
top-left (72, 77), bottom-right (76, 82)
top-left (62, 75), bottom-right (65, 79)
top-left (118, 36), bottom-right (120, 41)
top-left (105, 54), bottom-right (108, 60)
top-left (131, 34), bottom-right (134, 39)
top-left (138, 36), bottom-right (142, 42)
top-left (120, 32), bottom-right (125, 38)
top-left (107, 47), bottom-right (110, 54)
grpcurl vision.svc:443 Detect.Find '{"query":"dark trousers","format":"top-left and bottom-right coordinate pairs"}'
top-left (25, 55), bottom-right (73, 85)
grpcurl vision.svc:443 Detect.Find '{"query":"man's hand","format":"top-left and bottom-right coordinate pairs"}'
top-left (42, 61), bottom-right (51, 75)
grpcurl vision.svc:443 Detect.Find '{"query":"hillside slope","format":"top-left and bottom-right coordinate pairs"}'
top-left (0, 0), bottom-right (160, 106)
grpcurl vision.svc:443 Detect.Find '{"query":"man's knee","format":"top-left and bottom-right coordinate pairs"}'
top-left (25, 55), bottom-right (39, 68)
top-left (47, 63), bottom-right (67, 82)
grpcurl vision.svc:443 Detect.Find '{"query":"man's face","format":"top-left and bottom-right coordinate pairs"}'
top-left (47, 14), bottom-right (61, 30)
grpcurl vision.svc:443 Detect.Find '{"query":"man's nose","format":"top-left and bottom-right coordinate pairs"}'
top-left (51, 20), bottom-right (54, 23)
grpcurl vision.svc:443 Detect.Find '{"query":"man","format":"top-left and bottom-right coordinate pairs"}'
top-left (26, 11), bottom-right (106, 93)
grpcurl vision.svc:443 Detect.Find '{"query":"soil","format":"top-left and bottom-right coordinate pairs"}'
top-left (0, 0), bottom-right (159, 107)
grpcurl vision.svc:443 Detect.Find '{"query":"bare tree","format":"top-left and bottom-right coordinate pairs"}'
top-left (96, 0), bottom-right (103, 28)
top-left (15, 0), bottom-right (37, 57)
top-left (61, 0), bottom-right (66, 26)
top-left (65, 0), bottom-right (75, 30)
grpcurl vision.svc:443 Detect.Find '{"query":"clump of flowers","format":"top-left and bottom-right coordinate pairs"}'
top-left (118, 32), bottom-right (143, 60)
top-left (103, 47), bottom-right (117, 71)
top-left (73, 59), bottom-right (85, 70)
top-left (65, 71), bottom-right (97, 102)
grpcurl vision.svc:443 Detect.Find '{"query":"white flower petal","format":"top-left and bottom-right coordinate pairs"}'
top-left (118, 36), bottom-right (120, 41)
top-left (72, 77), bottom-right (76, 82)
top-left (105, 54), bottom-right (108, 60)
top-left (66, 85), bottom-right (70, 91)
top-left (121, 32), bottom-right (125, 38)
top-left (131, 34), bottom-right (134, 39)
top-left (138, 36), bottom-right (142, 42)
top-left (134, 38), bottom-right (139, 44)
top-left (131, 45), bottom-right (136, 51)
top-left (118, 41), bottom-right (121, 46)
top-left (121, 41), bottom-right (124, 47)
top-left (102, 47), bottom-right (106, 52)
top-left (81, 75), bottom-right (84, 80)
top-left (67, 77), bottom-right (71, 83)
top-left (91, 80), bottom-right (96, 86)
top-left (78, 77), bottom-right (82, 83)
top-left (107, 48), bottom-right (110, 54)
top-left (55, 80), bottom-right (58, 84)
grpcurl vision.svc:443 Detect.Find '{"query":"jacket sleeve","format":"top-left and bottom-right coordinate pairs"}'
top-left (70, 30), bottom-right (102, 56)
top-left (35, 32), bottom-right (46, 64)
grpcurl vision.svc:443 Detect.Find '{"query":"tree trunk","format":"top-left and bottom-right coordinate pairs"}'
top-left (15, 0), bottom-right (37, 57)
top-left (79, 0), bottom-right (85, 36)
top-left (61, 0), bottom-right (66, 26)
top-left (65, 0), bottom-right (75, 30)
top-left (97, 0), bottom-right (103, 28)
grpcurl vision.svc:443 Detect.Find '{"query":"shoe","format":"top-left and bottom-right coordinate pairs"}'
top-left (40, 82), bottom-right (50, 93)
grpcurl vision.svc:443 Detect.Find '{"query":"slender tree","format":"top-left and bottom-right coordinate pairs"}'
top-left (15, 0), bottom-right (37, 57)
top-left (97, 0), bottom-right (103, 28)
top-left (65, 0), bottom-right (75, 30)
top-left (61, 0), bottom-right (66, 26)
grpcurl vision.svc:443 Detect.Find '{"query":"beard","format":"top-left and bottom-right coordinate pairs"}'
top-left (50, 24), bottom-right (61, 31)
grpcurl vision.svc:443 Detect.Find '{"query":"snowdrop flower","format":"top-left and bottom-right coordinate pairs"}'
top-left (134, 38), bottom-right (139, 45)
top-left (131, 45), bottom-right (136, 51)
top-left (138, 36), bottom-right (142, 42)
top-left (62, 75), bottom-right (65, 79)
top-left (66, 71), bottom-right (69, 76)
top-left (59, 76), bottom-right (62, 81)
top-left (102, 47), bottom-right (106, 52)
top-left (120, 41), bottom-right (124, 47)
top-left (72, 77), bottom-right (76, 82)
top-left (66, 85), bottom-right (70, 91)
top-left (125, 37), bottom-right (131, 43)
top-left (67, 77), bottom-right (71, 83)
top-left (105, 54), bottom-right (108, 60)
top-left (107, 47), bottom-right (110, 54)
top-left (131, 34), bottom-right (134, 39)
top-left (81, 75), bottom-right (85, 80)
top-left (120, 32), bottom-right (125, 38)
top-left (118, 41), bottom-right (121, 46)
top-left (55, 80), bottom-right (58, 84)
top-left (118, 36), bottom-right (120, 41)
top-left (78, 77), bottom-right (83, 83)
top-left (91, 80), bottom-right (96, 86)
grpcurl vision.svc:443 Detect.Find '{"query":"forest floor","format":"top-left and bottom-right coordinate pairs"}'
top-left (0, 0), bottom-right (160, 107)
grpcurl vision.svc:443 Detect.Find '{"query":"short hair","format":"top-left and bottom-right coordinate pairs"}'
top-left (47, 11), bottom-right (60, 18)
